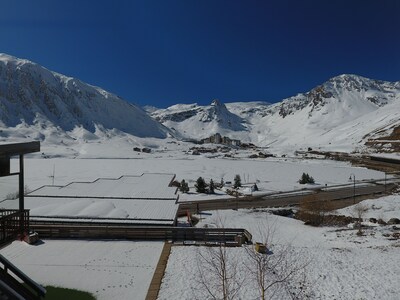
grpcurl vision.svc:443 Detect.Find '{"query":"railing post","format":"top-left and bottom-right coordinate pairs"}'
top-left (1, 219), bottom-right (4, 242)
top-left (19, 155), bottom-right (25, 235)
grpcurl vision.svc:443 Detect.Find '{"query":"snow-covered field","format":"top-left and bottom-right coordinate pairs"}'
top-left (0, 147), bottom-right (386, 215)
top-left (1, 54), bottom-right (400, 300)
top-left (159, 200), bottom-right (400, 299)
top-left (337, 195), bottom-right (400, 221)
top-left (0, 240), bottom-right (164, 300)
top-left (0, 144), bottom-right (398, 299)
top-left (3, 144), bottom-right (386, 196)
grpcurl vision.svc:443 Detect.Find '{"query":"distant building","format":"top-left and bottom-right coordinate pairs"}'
top-left (201, 133), bottom-right (241, 147)
top-left (215, 133), bottom-right (222, 144)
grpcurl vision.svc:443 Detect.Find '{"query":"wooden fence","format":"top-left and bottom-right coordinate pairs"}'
top-left (30, 222), bottom-right (252, 246)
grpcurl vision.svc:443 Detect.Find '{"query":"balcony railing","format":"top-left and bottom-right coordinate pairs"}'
top-left (0, 209), bottom-right (30, 246)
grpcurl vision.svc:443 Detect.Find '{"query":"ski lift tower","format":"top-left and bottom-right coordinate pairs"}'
top-left (0, 141), bottom-right (40, 245)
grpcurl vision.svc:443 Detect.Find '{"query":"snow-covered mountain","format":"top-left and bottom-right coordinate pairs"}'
top-left (151, 75), bottom-right (400, 152)
top-left (0, 53), bottom-right (169, 144)
top-left (150, 99), bottom-right (247, 139)
top-left (1, 52), bottom-right (399, 154)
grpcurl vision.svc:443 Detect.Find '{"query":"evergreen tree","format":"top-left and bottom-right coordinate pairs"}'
top-left (180, 179), bottom-right (189, 193)
top-left (195, 177), bottom-right (207, 193)
top-left (209, 179), bottom-right (215, 194)
top-left (299, 173), bottom-right (307, 184)
top-left (299, 173), bottom-right (315, 184)
top-left (234, 174), bottom-right (242, 188)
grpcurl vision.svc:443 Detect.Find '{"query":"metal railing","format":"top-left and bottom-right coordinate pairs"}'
top-left (0, 253), bottom-right (46, 299)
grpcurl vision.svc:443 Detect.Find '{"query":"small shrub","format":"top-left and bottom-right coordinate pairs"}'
top-left (171, 180), bottom-right (181, 187)
top-left (4, 186), bottom-right (30, 200)
top-left (5, 191), bottom-right (19, 200)
top-left (297, 194), bottom-right (334, 226)
top-left (179, 179), bottom-right (189, 193)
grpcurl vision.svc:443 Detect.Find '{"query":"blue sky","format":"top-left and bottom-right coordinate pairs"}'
top-left (1, 0), bottom-right (399, 107)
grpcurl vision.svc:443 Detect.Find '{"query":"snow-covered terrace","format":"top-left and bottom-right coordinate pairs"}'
top-left (1, 173), bottom-right (179, 225)
top-left (0, 239), bottom-right (164, 300)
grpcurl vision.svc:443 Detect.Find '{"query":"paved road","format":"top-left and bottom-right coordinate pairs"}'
top-left (178, 181), bottom-right (398, 214)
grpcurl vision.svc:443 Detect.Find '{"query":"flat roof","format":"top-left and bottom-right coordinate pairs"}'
top-left (28, 173), bottom-right (178, 200)
top-left (0, 196), bottom-right (178, 226)
top-left (0, 141), bottom-right (40, 156)
top-left (25, 197), bottom-right (178, 225)
top-left (3, 173), bottom-right (180, 225)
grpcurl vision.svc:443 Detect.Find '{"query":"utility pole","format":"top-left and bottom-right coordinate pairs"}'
top-left (384, 172), bottom-right (387, 194)
top-left (349, 174), bottom-right (355, 204)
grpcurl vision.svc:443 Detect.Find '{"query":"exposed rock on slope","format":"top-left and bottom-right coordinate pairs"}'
top-left (151, 74), bottom-right (400, 152)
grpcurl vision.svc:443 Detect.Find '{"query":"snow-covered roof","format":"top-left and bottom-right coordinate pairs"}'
top-left (6, 173), bottom-right (180, 225)
top-left (28, 173), bottom-right (177, 200)
top-left (23, 197), bottom-right (178, 225)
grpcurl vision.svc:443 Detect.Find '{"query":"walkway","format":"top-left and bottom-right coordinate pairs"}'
top-left (145, 242), bottom-right (172, 300)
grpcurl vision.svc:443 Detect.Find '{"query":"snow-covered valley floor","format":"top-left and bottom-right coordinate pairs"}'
top-left (1, 146), bottom-right (386, 203)
top-left (0, 145), bottom-right (398, 299)
top-left (159, 204), bottom-right (400, 299)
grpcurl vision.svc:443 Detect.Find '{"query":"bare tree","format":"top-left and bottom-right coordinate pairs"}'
top-left (194, 215), bottom-right (310, 299)
top-left (244, 222), bottom-right (310, 300)
top-left (353, 203), bottom-right (369, 235)
top-left (194, 215), bottom-right (244, 300)
top-left (196, 244), bottom-right (244, 300)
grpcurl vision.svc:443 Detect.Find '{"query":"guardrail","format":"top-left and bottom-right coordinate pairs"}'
top-left (369, 156), bottom-right (400, 165)
top-left (178, 182), bottom-right (397, 214)
top-left (30, 223), bottom-right (252, 246)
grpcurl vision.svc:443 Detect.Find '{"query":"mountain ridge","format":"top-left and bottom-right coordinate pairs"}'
top-left (1, 53), bottom-right (399, 153)
top-left (0, 53), bottom-right (169, 141)
top-left (151, 74), bottom-right (400, 151)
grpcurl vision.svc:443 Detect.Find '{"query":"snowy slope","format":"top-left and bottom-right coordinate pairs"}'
top-left (251, 75), bottom-right (400, 150)
top-left (1, 52), bottom-right (399, 153)
top-left (151, 75), bottom-right (400, 152)
top-left (150, 99), bottom-right (247, 139)
top-left (0, 53), bottom-right (169, 142)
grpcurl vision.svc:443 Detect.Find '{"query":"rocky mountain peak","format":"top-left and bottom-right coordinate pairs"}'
top-left (208, 99), bottom-right (230, 116)
top-left (211, 99), bottom-right (223, 107)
